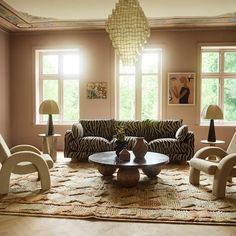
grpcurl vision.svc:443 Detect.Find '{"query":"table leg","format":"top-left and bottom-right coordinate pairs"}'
top-left (50, 136), bottom-right (57, 162)
top-left (42, 137), bottom-right (50, 154)
top-left (117, 167), bottom-right (140, 187)
top-left (98, 165), bottom-right (116, 176)
top-left (142, 165), bottom-right (162, 178)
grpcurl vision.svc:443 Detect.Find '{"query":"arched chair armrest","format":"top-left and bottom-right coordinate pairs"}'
top-left (218, 153), bottom-right (236, 172)
top-left (212, 153), bottom-right (236, 198)
top-left (0, 151), bottom-right (51, 194)
top-left (10, 145), bottom-right (41, 154)
top-left (192, 146), bottom-right (228, 160)
top-left (189, 158), bottom-right (217, 175)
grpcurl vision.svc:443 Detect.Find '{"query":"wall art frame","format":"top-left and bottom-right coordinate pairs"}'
top-left (87, 82), bottom-right (107, 99)
top-left (168, 72), bottom-right (196, 105)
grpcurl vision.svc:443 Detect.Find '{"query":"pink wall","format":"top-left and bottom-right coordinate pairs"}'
top-left (9, 29), bottom-right (236, 151)
top-left (0, 29), bottom-right (10, 145)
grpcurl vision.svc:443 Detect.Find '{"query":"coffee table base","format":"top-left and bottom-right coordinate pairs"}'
top-left (142, 165), bottom-right (162, 178)
top-left (117, 167), bottom-right (140, 187)
top-left (98, 165), bottom-right (116, 176)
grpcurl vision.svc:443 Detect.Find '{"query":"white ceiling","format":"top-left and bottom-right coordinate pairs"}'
top-left (5, 0), bottom-right (236, 20)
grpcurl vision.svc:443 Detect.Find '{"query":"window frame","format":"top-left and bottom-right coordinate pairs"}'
top-left (200, 45), bottom-right (236, 125)
top-left (35, 48), bottom-right (80, 124)
top-left (115, 48), bottom-right (163, 120)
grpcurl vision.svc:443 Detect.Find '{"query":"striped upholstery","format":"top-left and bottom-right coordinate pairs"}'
top-left (64, 119), bottom-right (194, 162)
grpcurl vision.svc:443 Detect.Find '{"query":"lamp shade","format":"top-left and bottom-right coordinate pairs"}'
top-left (201, 105), bottom-right (223, 120)
top-left (39, 100), bottom-right (59, 115)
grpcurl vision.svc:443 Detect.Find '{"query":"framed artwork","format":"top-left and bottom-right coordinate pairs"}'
top-left (87, 82), bottom-right (107, 99)
top-left (168, 72), bottom-right (196, 105)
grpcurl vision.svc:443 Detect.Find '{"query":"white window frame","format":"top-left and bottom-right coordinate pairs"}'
top-left (200, 45), bottom-right (236, 125)
top-left (115, 48), bottom-right (163, 120)
top-left (35, 48), bottom-right (80, 124)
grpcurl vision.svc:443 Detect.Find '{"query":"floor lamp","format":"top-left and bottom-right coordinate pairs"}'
top-left (201, 105), bottom-right (223, 142)
top-left (39, 100), bottom-right (59, 136)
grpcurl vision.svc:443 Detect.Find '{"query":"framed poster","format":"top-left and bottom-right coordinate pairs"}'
top-left (168, 72), bottom-right (196, 105)
top-left (87, 82), bottom-right (107, 99)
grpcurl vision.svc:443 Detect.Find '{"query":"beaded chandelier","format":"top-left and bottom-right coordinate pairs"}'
top-left (105, 0), bottom-right (150, 65)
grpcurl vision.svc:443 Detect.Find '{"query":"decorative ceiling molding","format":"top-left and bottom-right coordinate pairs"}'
top-left (1, 1), bottom-right (236, 32)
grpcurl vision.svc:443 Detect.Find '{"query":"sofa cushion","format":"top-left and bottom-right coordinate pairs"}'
top-left (72, 123), bottom-right (84, 139)
top-left (70, 136), bottom-right (111, 152)
top-left (144, 119), bottom-right (183, 141)
top-left (114, 120), bottom-right (144, 137)
top-left (175, 125), bottom-right (188, 142)
top-left (148, 138), bottom-right (188, 154)
top-left (80, 119), bottom-right (114, 141)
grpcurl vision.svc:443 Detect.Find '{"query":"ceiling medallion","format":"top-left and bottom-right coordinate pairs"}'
top-left (105, 0), bottom-right (150, 65)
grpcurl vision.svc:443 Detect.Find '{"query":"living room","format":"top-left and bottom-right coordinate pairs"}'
top-left (0, 0), bottom-right (236, 235)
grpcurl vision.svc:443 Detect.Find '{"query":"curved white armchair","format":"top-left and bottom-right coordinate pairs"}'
top-left (0, 135), bottom-right (54, 195)
top-left (189, 133), bottom-right (236, 198)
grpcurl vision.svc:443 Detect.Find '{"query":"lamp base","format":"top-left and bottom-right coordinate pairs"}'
top-left (47, 114), bottom-right (54, 136)
top-left (207, 119), bottom-right (216, 142)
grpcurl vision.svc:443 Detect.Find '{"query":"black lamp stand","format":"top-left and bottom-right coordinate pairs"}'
top-left (207, 119), bottom-right (216, 142)
top-left (47, 114), bottom-right (54, 136)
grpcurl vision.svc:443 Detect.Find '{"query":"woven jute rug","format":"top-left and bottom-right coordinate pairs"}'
top-left (0, 162), bottom-right (235, 225)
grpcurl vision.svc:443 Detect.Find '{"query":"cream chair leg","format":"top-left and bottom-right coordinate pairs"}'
top-left (212, 170), bottom-right (227, 198)
top-left (38, 169), bottom-right (51, 191)
top-left (189, 166), bottom-right (200, 185)
top-left (0, 166), bottom-right (12, 194)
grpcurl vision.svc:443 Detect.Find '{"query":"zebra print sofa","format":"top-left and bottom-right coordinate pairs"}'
top-left (64, 119), bottom-right (194, 162)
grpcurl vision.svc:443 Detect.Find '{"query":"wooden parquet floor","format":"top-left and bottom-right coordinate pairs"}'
top-left (0, 215), bottom-right (236, 236)
top-left (0, 153), bottom-right (235, 236)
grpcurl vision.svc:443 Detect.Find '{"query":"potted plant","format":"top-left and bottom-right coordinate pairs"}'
top-left (114, 125), bottom-right (127, 156)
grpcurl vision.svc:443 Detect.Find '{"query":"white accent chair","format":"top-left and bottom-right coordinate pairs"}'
top-left (0, 135), bottom-right (54, 195)
top-left (189, 133), bottom-right (236, 198)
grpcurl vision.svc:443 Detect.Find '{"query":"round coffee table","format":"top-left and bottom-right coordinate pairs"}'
top-left (89, 151), bottom-right (169, 187)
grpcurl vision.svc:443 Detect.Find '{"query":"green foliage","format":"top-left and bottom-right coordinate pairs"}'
top-left (202, 52), bottom-right (219, 73)
top-left (202, 51), bottom-right (236, 122)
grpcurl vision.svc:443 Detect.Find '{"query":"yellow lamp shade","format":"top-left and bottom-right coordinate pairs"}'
top-left (201, 105), bottom-right (223, 120)
top-left (39, 100), bottom-right (59, 115)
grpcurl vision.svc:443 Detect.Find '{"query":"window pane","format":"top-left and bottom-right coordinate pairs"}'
top-left (224, 79), bottom-right (236, 121)
top-left (142, 53), bottom-right (158, 73)
top-left (63, 80), bottom-right (79, 121)
top-left (201, 52), bottom-right (219, 73)
top-left (43, 80), bottom-right (59, 121)
top-left (43, 80), bottom-right (58, 101)
top-left (63, 54), bottom-right (79, 75)
top-left (224, 52), bottom-right (236, 73)
top-left (142, 75), bottom-right (158, 120)
top-left (119, 61), bottom-right (135, 74)
top-left (119, 76), bottom-right (135, 120)
top-left (201, 78), bottom-right (219, 112)
top-left (42, 55), bottom-right (58, 74)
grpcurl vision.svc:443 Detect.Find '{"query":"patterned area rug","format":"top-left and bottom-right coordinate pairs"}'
top-left (0, 162), bottom-right (236, 225)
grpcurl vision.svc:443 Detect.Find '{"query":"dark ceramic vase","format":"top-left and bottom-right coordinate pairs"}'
top-left (115, 140), bottom-right (127, 156)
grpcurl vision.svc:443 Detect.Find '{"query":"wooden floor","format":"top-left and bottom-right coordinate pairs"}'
top-left (0, 215), bottom-right (236, 236)
top-left (0, 153), bottom-right (235, 236)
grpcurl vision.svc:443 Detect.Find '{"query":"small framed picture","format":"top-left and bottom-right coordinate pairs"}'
top-left (168, 72), bottom-right (196, 105)
top-left (87, 82), bottom-right (107, 99)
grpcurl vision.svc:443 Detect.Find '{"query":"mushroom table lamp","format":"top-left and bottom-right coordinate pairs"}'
top-left (201, 105), bottom-right (223, 142)
top-left (39, 100), bottom-right (59, 136)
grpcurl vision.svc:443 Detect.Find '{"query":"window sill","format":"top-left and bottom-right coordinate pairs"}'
top-left (200, 121), bottom-right (236, 127)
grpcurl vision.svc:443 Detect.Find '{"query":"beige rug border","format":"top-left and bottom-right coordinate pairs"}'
top-left (0, 207), bottom-right (235, 226)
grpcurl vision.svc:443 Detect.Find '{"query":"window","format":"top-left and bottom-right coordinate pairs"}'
top-left (35, 49), bottom-right (80, 123)
top-left (116, 48), bottom-right (162, 120)
top-left (200, 46), bottom-right (236, 123)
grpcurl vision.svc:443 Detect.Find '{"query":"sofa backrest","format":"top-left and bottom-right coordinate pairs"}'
top-left (115, 119), bottom-right (183, 142)
top-left (78, 119), bottom-right (183, 142)
top-left (114, 121), bottom-right (144, 137)
top-left (143, 119), bottom-right (183, 141)
top-left (79, 119), bottom-right (114, 141)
